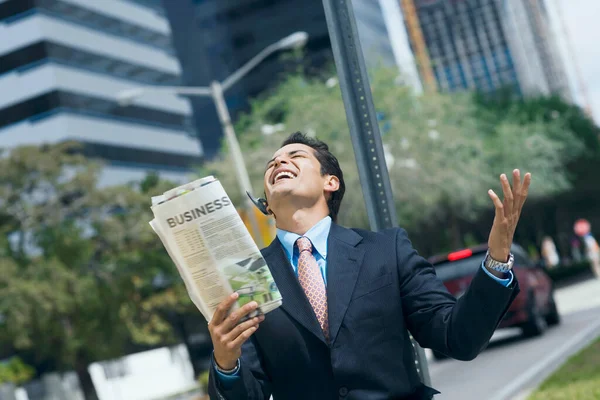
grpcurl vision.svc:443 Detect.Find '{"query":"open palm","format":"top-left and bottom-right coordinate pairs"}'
top-left (487, 169), bottom-right (532, 262)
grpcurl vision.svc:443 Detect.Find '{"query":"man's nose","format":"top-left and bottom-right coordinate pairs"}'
top-left (273, 156), bottom-right (289, 168)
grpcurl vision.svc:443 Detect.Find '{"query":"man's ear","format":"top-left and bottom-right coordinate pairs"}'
top-left (323, 175), bottom-right (340, 195)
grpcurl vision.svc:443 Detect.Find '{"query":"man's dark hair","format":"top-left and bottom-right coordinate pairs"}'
top-left (280, 131), bottom-right (345, 222)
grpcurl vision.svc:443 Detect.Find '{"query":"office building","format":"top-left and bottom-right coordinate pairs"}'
top-left (379, 0), bottom-right (423, 92)
top-left (501, 0), bottom-right (571, 98)
top-left (0, 0), bottom-right (201, 187)
top-left (354, 0), bottom-right (397, 67)
top-left (163, 0), bottom-right (412, 158)
top-left (404, 0), bottom-right (570, 98)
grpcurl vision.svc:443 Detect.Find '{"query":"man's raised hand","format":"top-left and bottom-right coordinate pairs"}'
top-left (487, 169), bottom-right (532, 263)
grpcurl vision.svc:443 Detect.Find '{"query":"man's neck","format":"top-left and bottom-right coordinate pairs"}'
top-left (275, 207), bottom-right (330, 236)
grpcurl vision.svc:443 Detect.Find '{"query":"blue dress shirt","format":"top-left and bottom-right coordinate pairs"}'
top-left (214, 216), bottom-right (513, 383)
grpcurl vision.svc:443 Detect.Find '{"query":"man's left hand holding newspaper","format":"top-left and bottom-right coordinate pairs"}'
top-left (209, 292), bottom-right (265, 370)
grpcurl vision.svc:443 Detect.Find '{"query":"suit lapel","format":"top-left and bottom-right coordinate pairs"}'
top-left (263, 238), bottom-right (327, 343)
top-left (326, 223), bottom-right (365, 344)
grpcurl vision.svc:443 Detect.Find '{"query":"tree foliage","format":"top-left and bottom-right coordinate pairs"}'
top-left (475, 91), bottom-right (600, 191)
top-left (0, 357), bottom-right (35, 385)
top-left (473, 91), bottom-right (600, 255)
top-left (202, 66), bottom-right (584, 249)
top-left (0, 144), bottom-right (193, 399)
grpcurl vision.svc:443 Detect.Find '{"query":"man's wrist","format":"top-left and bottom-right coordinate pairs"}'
top-left (488, 249), bottom-right (509, 262)
top-left (213, 353), bottom-right (240, 374)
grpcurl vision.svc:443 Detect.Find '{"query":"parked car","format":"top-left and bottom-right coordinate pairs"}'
top-left (428, 243), bottom-right (560, 360)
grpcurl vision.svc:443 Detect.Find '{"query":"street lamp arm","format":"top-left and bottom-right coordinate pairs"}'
top-left (116, 86), bottom-right (212, 105)
top-left (221, 43), bottom-right (279, 92)
top-left (158, 86), bottom-right (213, 96)
top-left (132, 85), bottom-right (212, 96)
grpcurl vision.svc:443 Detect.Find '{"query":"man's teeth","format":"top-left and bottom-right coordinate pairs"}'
top-left (275, 171), bottom-right (296, 181)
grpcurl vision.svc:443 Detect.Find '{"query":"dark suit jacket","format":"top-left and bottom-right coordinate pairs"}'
top-left (209, 224), bottom-right (519, 400)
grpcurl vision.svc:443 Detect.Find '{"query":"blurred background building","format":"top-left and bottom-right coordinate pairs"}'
top-left (353, 0), bottom-right (398, 67)
top-left (402, 0), bottom-right (571, 98)
top-left (0, 0), bottom-right (201, 186)
top-left (162, 0), bottom-right (419, 158)
top-left (0, 0), bottom-right (576, 182)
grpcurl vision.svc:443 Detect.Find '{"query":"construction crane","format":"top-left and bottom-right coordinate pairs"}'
top-left (400, 0), bottom-right (437, 92)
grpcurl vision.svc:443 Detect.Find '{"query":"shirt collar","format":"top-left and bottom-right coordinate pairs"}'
top-left (276, 216), bottom-right (332, 260)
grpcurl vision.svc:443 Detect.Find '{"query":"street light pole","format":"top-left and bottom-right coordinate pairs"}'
top-left (210, 80), bottom-right (263, 248)
top-left (321, 0), bottom-right (430, 385)
top-left (117, 32), bottom-right (309, 249)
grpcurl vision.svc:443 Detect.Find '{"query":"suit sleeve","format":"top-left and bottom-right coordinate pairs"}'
top-left (395, 228), bottom-right (520, 361)
top-left (208, 336), bottom-right (272, 400)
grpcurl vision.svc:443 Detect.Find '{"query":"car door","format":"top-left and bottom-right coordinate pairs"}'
top-left (514, 248), bottom-right (551, 308)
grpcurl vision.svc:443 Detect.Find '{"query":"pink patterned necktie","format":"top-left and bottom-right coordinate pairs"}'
top-left (296, 236), bottom-right (329, 342)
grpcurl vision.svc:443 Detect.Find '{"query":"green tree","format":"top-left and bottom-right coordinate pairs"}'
top-left (0, 144), bottom-right (195, 399)
top-left (0, 143), bottom-right (108, 398)
top-left (202, 67), bottom-right (582, 251)
top-left (474, 91), bottom-right (599, 253)
top-left (0, 357), bottom-right (35, 385)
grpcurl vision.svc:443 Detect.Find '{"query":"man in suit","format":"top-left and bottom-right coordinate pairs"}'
top-left (207, 132), bottom-right (530, 399)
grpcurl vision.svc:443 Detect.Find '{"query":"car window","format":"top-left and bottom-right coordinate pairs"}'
top-left (433, 256), bottom-right (483, 281)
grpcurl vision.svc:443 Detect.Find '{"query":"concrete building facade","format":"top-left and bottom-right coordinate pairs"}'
top-left (0, 0), bottom-right (201, 186)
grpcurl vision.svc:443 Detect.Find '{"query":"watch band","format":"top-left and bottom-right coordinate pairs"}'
top-left (484, 250), bottom-right (514, 273)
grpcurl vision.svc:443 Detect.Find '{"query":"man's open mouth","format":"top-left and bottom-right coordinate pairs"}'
top-left (273, 170), bottom-right (297, 184)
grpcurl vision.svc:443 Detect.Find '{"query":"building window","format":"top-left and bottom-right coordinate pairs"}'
top-left (80, 143), bottom-right (201, 169)
top-left (0, 41), bottom-right (180, 85)
top-left (0, 90), bottom-right (190, 131)
top-left (1, 0), bottom-right (173, 52)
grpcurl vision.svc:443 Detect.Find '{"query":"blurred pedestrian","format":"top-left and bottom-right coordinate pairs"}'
top-left (206, 132), bottom-right (531, 400)
top-left (541, 236), bottom-right (560, 269)
top-left (582, 233), bottom-right (600, 277)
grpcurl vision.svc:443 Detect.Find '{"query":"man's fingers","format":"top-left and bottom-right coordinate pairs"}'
top-left (512, 169), bottom-right (522, 210)
top-left (499, 174), bottom-right (513, 219)
top-left (488, 189), bottom-right (505, 220)
top-left (221, 301), bottom-right (259, 332)
top-left (229, 325), bottom-right (259, 350)
top-left (517, 172), bottom-right (532, 211)
top-left (210, 292), bottom-right (240, 327)
top-left (224, 315), bottom-right (264, 344)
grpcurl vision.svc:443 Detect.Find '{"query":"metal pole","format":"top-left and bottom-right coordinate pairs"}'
top-left (321, 0), bottom-right (431, 385)
top-left (210, 81), bottom-right (264, 248)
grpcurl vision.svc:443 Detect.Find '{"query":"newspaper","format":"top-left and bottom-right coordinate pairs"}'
top-left (149, 176), bottom-right (282, 322)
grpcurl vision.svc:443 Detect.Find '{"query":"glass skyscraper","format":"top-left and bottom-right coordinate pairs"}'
top-left (409, 0), bottom-right (570, 98)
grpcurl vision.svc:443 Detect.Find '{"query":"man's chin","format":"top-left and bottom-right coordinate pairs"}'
top-left (267, 187), bottom-right (294, 200)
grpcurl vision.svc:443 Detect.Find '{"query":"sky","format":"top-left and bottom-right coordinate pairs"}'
top-left (547, 0), bottom-right (600, 123)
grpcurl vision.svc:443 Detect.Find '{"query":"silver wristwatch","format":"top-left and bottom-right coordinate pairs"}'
top-left (484, 250), bottom-right (514, 273)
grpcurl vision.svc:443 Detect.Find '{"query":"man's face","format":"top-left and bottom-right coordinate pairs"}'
top-left (263, 143), bottom-right (337, 212)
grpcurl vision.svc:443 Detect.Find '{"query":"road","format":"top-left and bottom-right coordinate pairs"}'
top-left (428, 277), bottom-right (600, 400)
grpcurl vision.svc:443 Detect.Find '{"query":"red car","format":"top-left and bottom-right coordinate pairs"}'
top-left (429, 244), bottom-right (560, 359)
